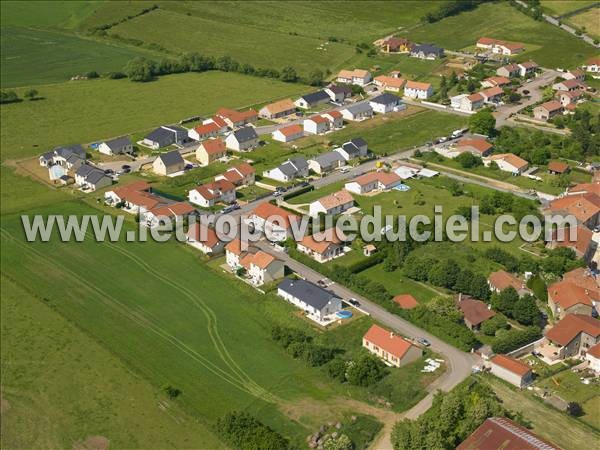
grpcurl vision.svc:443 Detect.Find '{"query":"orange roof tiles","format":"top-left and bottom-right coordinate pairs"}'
top-left (488, 270), bottom-right (525, 292)
top-left (353, 171), bottom-right (401, 187)
top-left (546, 314), bottom-right (600, 346)
top-left (262, 99), bottom-right (296, 115)
top-left (548, 161), bottom-right (570, 173)
top-left (489, 153), bottom-right (528, 170)
top-left (194, 122), bottom-right (220, 135)
top-left (363, 324), bottom-right (413, 360)
top-left (315, 189), bottom-right (353, 210)
top-left (200, 138), bottom-right (226, 155)
top-left (548, 279), bottom-right (595, 310)
top-left (298, 228), bottom-right (344, 254)
top-left (252, 202), bottom-right (299, 228)
top-left (490, 354), bottom-right (531, 377)
top-left (457, 138), bottom-right (492, 154)
top-left (588, 342), bottom-right (600, 359)
top-left (405, 80), bottom-right (432, 91)
top-left (278, 124), bottom-right (303, 136)
top-left (458, 297), bottom-right (496, 327)
top-left (547, 193), bottom-right (600, 223)
top-left (186, 222), bottom-right (220, 248)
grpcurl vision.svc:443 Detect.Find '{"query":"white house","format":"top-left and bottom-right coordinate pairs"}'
top-left (308, 151), bottom-right (346, 174)
top-left (334, 138), bottom-right (368, 161)
top-left (322, 111), bottom-right (344, 129)
top-left (98, 136), bottom-right (133, 156)
top-left (188, 122), bottom-right (222, 142)
top-left (451, 93), bottom-right (484, 112)
top-left (294, 90), bottom-right (330, 109)
top-left (583, 57), bottom-right (600, 73)
top-left (303, 115), bottom-right (330, 134)
top-left (586, 343), bottom-right (600, 375)
top-left (245, 202), bottom-right (299, 241)
top-left (297, 228), bottom-right (347, 263)
top-left (404, 81), bottom-right (433, 99)
top-left (309, 189), bottom-right (354, 217)
top-left (272, 124), bottom-right (304, 143)
top-left (488, 354), bottom-right (533, 388)
top-left (225, 126), bottom-right (259, 151)
top-left (363, 324), bottom-right (422, 368)
top-left (518, 61), bottom-right (538, 77)
top-left (277, 278), bottom-right (342, 323)
top-left (186, 222), bottom-right (225, 255)
top-left (239, 251), bottom-right (285, 286)
top-left (484, 153), bottom-right (529, 175)
top-left (324, 85), bottom-right (352, 102)
top-left (340, 103), bottom-right (373, 121)
top-left (74, 164), bottom-right (112, 191)
top-left (345, 171), bottom-right (401, 195)
top-left (152, 150), bottom-right (185, 176)
top-left (215, 163), bottom-right (255, 187)
top-left (336, 69), bottom-right (372, 86)
top-left (263, 157), bottom-right (308, 182)
top-left (369, 93), bottom-right (404, 114)
top-left (188, 179), bottom-right (236, 208)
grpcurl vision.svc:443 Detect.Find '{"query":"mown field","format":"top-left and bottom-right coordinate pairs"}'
top-left (0, 71), bottom-right (310, 162)
top-left (540, 0), bottom-right (597, 16)
top-left (0, 0), bottom-right (100, 29)
top-left (1, 275), bottom-right (222, 449)
top-left (405, 2), bottom-right (597, 68)
top-left (567, 7), bottom-right (600, 40)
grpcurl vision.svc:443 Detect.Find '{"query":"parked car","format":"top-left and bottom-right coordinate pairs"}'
top-left (347, 298), bottom-right (360, 307)
top-left (273, 191), bottom-right (283, 197)
top-left (121, 164), bottom-right (131, 170)
top-left (104, 169), bottom-right (114, 175)
top-left (417, 337), bottom-right (431, 347)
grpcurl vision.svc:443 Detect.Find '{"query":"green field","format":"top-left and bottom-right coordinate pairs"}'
top-left (540, 1), bottom-right (597, 16)
top-left (567, 7), bottom-right (600, 40)
top-left (0, 26), bottom-right (155, 88)
top-left (1, 275), bottom-right (222, 449)
top-left (0, 1), bottom-right (100, 29)
top-left (405, 2), bottom-right (597, 68)
top-left (0, 71), bottom-right (310, 162)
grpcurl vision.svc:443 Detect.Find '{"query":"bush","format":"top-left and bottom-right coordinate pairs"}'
top-left (216, 411), bottom-right (289, 450)
top-left (491, 326), bottom-right (541, 354)
top-left (0, 90), bottom-right (20, 104)
top-left (346, 353), bottom-right (388, 387)
top-left (271, 325), bottom-right (336, 367)
top-left (455, 152), bottom-right (482, 168)
top-left (480, 315), bottom-right (509, 336)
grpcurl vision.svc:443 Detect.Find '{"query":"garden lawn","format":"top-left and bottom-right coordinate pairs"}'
top-left (405, 2), bottom-right (597, 68)
top-left (0, 26), bottom-right (154, 88)
top-left (536, 369), bottom-right (600, 405)
top-left (0, 276), bottom-right (221, 450)
top-left (359, 264), bottom-right (441, 303)
top-left (0, 71), bottom-right (310, 162)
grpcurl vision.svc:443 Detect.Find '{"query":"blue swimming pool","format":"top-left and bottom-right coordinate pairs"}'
top-left (336, 310), bottom-right (353, 319)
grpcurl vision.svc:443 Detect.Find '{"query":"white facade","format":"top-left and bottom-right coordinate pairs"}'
top-left (404, 85), bottom-right (433, 99)
top-left (277, 288), bottom-right (342, 321)
top-left (272, 128), bottom-right (303, 142)
top-left (586, 352), bottom-right (600, 375)
top-left (303, 118), bottom-right (329, 135)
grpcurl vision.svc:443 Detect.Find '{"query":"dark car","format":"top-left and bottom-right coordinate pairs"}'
top-left (121, 164), bottom-right (131, 170)
top-left (121, 167), bottom-right (131, 174)
top-left (299, 181), bottom-right (310, 187)
top-left (348, 298), bottom-right (360, 307)
top-left (184, 164), bottom-right (194, 170)
top-left (104, 169), bottom-right (114, 175)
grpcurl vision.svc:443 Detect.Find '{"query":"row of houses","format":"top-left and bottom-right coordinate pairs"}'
top-left (450, 85), bottom-right (504, 112)
top-left (534, 76), bottom-right (588, 121)
top-left (377, 37), bottom-right (445, 59)
top-left (496, 60), bottom-right (538, 78)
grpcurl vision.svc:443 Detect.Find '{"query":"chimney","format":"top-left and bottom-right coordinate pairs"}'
top-left (390, 332), bottom-right (394, 338)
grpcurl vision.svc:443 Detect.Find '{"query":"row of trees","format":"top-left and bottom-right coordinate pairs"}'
top-left (0, 89), bottom-right (40, 104)
top-left (490, 287), bottom-right (540, 326)
top-left (271, 325), bottom-right (338, 367)
top-left (123, 53), bottom-right (325, 85)
top-left (422, 0), bottom-right (486, 23)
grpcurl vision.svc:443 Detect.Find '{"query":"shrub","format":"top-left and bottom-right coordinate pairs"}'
top-left (216, 411), bottom-right (289, 450)
top-left (346, 353), bottom-right (388, 387)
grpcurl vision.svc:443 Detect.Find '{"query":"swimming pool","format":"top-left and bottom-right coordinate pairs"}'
top-left (336, 310), bottom-right (353, 319)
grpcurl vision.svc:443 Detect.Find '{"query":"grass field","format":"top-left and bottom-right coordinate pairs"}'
top-left (0, 1), bottom-right (100, 29)
top-left (0, 71), bottom-right (310, 162)
top-left (405, 2), bottom-right (597, 68)
top-left (0, 26), bottom-right (154, 88)
top-left (360, 264), bottom-right (441, 302)
top-left (540, 1), bottom-right (597, 16)
top-left (1, 275), bottom-right (222, 449)
top-left (482, 376), bottom-right (600, 449)
top-left (567, 7), bottom-right (600, 40)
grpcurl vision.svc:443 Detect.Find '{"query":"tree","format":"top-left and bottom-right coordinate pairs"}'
top-left (216, 412), bottom-right (289, 450)
top-left (428, 260), bottom-right (461, 289)
top-left (280, 66), bottom-right (298, 82)
top-left (469, 109), bottom-right (496, 136)
top-left (162, 385), bottom-right (181, 398)
top-left (327, 358), bottom-right (347, 382)
top-left (481, 315), bottom-right (509, 336)
top-left (308, 69), bottom-right (324, 86)
top-left (0, 90), bottom-right (20, 104)
top-left (491, 287), bottom-right (519, 317)
top-left (324, 434), bottom-right (352, 450)
top-left (511, 295), bottom-right (539, 325)
top-left (124, 57), bottom-right (155, 82)
top-left (346, 353), bottom-right (388, 387)
top-left (567, 402), bottom-right (583, 417)
top-left (455, 152), bottom-right (482, 168)
top-left (24, 89), bottom-right (38, 100)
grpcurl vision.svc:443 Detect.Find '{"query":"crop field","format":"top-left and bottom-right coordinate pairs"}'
top-left (540, 1), bottom-right (597, 16)
top-left (1, 275), bottom-right (220, 449)
top-left (567, 7), bottom-right (600, 40)
top-left (405, 2), bottom-right (597, 68)
top-left (0, 71), bottom-right (310, 162)
top-left (0, 27), bottom-right (153, 88)
top-left (0, 0), bottom-right (100, 29)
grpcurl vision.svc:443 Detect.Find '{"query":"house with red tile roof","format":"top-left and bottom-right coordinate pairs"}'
top-left (488, 354), bottom-right (533, 388)
top-left (321, 110), bottom-right (344, 129)
top-left (480, 86), bottom-right (504, 104)
top-left (143, 201), bottom-right (196, 228)
top-left (374, 75), bottom-right (406, 93)
top-left (188, 179), bottom-right (236, 208)
top-left (404, 80), bottom-right (433, 99)
top-left (196, 138), bottom-right (226, 166)
top-left (186, 222), bottom-right (224, 255)
top-left (545, 191), bottom-right (600, 229)
top-left (583, 57), bottom-right (600, 73)
top-left (456, 294), bottom-right (496, 331)
top-left (336, 69), bottom-right (372, 86)
top-left (457, 417), bottom-right (560, 450)
top-left (450, 92), bottom-right (485, 112)
top-left (496, 63), bottom-right (520, 78)
top-left (104, 181), bottom-right (157, 213)
top-left (378, 37), bottom-right (412, 53)
top-left (393, 294), bottom-right (419, 309)
top-left (303, 115), bottom-right (331, 135)
top-left (309, 189), bottom-right (354, 217)
top-left (546, 225), bottom-right (597, 262)
top-left (488, 270), bottom-right (531, 297)
top-left (586, 342), bottom-right (600, 374)
top-left (344, 171), bottom-right (402, 195)
top-left (484, 153), bottom-right (529, 174)
top-left (552, 78), bottom-right (586, 92)
top-left (547, 161), bottom-right (570, 175)
top-left (481, 76), bottom-right (511, 88)
top-left (297, 228), bottom-right (347, 263)
top-left (362, 324), bottom-right (422, 368)
top-left (239, 250), bottom-right (284, 286)
top-left (563, 69), bottom-right (585, 81)
top-left (216, 107), bottom-right (258, 128)
top-left (456, 138), bottom-right (493, 157)
top-left (533, 100), bottom-right (564, 121)
top-left (259, 98), bottom-right (296, 120)
top-left (547, 277), bottom-right (596, 319)
top-left (272, 124), bottom-right (304, 142)
top-left (517, 61), bottom-right (538, 77)
top-left (246, 202), bottom-right (300, 241)
top-left (188, 121), bottom-right (222, 141)
top-left (541, 314), bottom-right (600, 361)
top-left (556, 89), bottom-right (584, 107)
top-left (215, 162), bottom-right (255, 187)
top-left (477, 37), bottom-right (524, 55)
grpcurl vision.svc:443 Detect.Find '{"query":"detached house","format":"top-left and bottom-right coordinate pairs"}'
top-left (294, 90), bottom-right (330, 109)
top-left (553, 79), bottom-right (586, 92)
top-left (583, 57), bottom-right (600, 73)
top-left (259, 98), bottom-right (296, 119)
top-left (186, 222), bottom-right (225, 255)
top-left (324, 85), bottom-right (352, 102)
top-left (215, 163), bottom-right (255, 187)
top-left (488, 270), bottom-right (531, 297)
top-left (404, 81), bottom-right (433, 99)
top-left (481, 76), bottom-right (511, 88)
top-left (545, 192), bottom-right (600, 229)
top-left (533, 100), bottom-right (564, 121)
top-left (456, 138), bottom-right (493, 157)
top-left (363, 324), bottom-right (422, 368)
top-left (379, 37), bottom-right (412, 53)
top-left (263, 157), bottom-right (308, 182)
top-left (309, 189), bottom-right (354, 217)
top-left (196, 138), bottom-right (226, 166)
top-left (488, 354), bottom-right (533, 388)
top-left (303, 115), bottom-right (330, 135)
top-left (484, 153), bottom-right (529, 174)
top-left (152, 150), bottom-right (185, 176)
top-left (450, 93), bottom-right (484, 112)
top-left (143, 125), bottom-right (187, 149)
top-left (340, 103), bottom-right (373, 121)
top-left (225, 126), bottom-right (259, 151)
top-left (239, 251), bottom-right (285, 286)
top-left (542, 314), bottom-right (600, 361)
top-left (272, 124), bottom-right (304, 143)
top-left (563, 69), bottom-right (586, 81)
top-left (98, 136), bottom-right (133, 156)
top-left (477, 37), bottom-right (524, 55)
top-left (297, 228), bottom-right (347, 263)
top-left (277, 278), bottom-right (342, 323)
top-left (75, 164), bottom-right (112, 191)
top-left (322, 110), bottom-right (344, 129)
top-left (374, 75), bottom-right (406, 93)
top-left (104, 181), bottom-right (154, 212)
top-left (344, 171), bottom-right (401, 195)
top-left (335, 138), bottom-right (368, 161)
top-left (188, 179), bottom-right (236, 208)
top-left (496, 64), bottom-right (520, 78)
top-left (456, 294), bottom-right (495, 331)
top-left (369, 93), bottom-right (404, 113)
top-left (39, 144), bottom-right (86, 167)
top-left (308, 151), bottom-right (346, 175)
top-left (336, 69), bottom-right (372, 86)
top-left (556, 89), bottom-right (583, 107)
top-left (246, 202), bottom-right (299, 241)
top-left (547, 279), bottom-right (596, 319)
top-left (480, 86), bottom-right (504, 104)
top-left (518, 61), bottom-right (538, 77)
top-left (215, 107), bottom-right (258, 128)
top-left (410, 43), bottom-right (444, 60)
top-left (143, 202), bottom-right (195, 228)
top-left (188, 122), bottom-right (221, 141)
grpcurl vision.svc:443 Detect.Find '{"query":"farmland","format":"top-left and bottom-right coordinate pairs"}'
top-left (567, 7), bottom-right (600, 40)
top-left (0, 71), bottom-right (310, 162)
top-left (405, 2), bottom-right (597, 68)
top-left (540, 1), bottom-right (597, 16)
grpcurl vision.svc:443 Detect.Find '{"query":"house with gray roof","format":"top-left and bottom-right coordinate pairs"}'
top-left (277, 278), bottom-right (342, 323)
top-left (410, 43), bottom-right (444, 60)
top-left (369, 93), bottom-right (405, 113)
top-left (152, 150), bottom-right (185, 176)
top-left (74, 164), bottom-right (112, 191)
top-left (263, 157), bottom-right (308, 182)
top-left (308, 151), bottom-right (346, 174)
top-left (294, 90), bottom-right (331, 109)
top-left (340, 102), bottom-right (373, 121)
top-left (324, 85), bottom-right (353, 102)
top-left (40, 144), bottom-right (87, 167)
top-left (335, 138), bottom-right (368, 161)
top-left (143, 126), bottom-right (187, 149)
top-left (99, 136), bottom-right (133, 156)
top-left (225, 126), bottom-right (259, 151)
